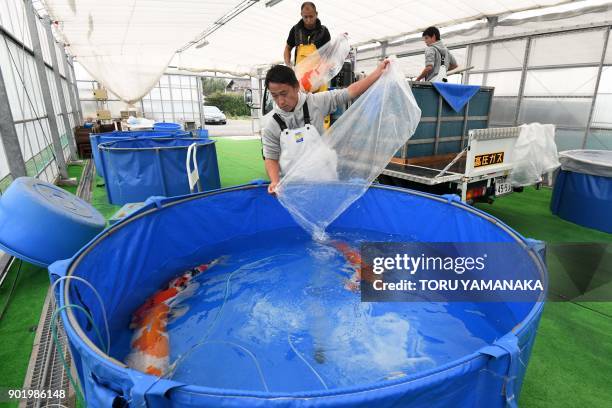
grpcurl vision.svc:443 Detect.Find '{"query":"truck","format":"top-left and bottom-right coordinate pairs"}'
top-left (377, 82), bottom-right (522, 203)
top-left (245, 63), bottom-right (522, 204)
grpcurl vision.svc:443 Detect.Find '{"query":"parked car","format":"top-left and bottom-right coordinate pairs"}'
top-left (203, 105), bottom-right (227, 125)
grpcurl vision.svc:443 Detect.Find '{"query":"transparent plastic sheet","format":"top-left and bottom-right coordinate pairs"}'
top-left (510, 123), bottom-right (560, 187)
top-left (277, 59), bottom-right (421, 239)
top-left (294, 34), bottom-right (350, 93)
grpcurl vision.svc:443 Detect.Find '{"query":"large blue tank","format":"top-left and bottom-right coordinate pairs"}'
top-left (51, 184), bottom-right (546, 408)
top-left (90, 130), bottom-right (190, 179)
top-left (98, 137), bottom-right (220, 205)
top-left (551, 149), bottom-right (612, 233)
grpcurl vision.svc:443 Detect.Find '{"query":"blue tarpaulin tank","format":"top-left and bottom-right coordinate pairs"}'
top-left (51, 184), bottom-right (546, 408)
top-left (99, 137), bottom-right (220, 205)
top-left (90, 130), bottom-right (190, 179)
top-left (551, 150), bottom-right (612, 233)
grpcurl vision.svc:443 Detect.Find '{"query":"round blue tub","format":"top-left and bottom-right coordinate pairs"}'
top-left (51, 185), bottom-right (546, 408)
top-left (154, 122), bottom-right (182, 131)
top-left (551, 150), bottom-right (612, 233)
top-left (91, 131), bottom-right (190, 179)
top-left (0, 177), bottom-right (105, 266)
top-left (99, 137), bottom-right (220, 205)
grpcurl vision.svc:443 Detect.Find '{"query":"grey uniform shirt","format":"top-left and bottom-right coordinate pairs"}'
top-left (262, 89), bottom-right (350, 160)
top-left (424, 40), bottom-right (457, 81)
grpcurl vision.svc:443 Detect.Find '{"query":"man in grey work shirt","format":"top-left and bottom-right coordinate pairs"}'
top-left (415, 26), bottom-right (458, 82)
top-left (262, 60), bottom-right (389, 194)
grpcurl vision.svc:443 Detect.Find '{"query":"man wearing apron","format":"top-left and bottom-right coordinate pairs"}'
top-left (415, 26), bottom-right (458, 83)
top-left (262, 61), bottom-right (390, 195)
top-left (284, 2), bottom-right (331, 69)
top-left (284, 2), bottom-right (333, 128)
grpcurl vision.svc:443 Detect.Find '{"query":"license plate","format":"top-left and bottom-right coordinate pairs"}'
top-left (495, 177), bottom-right (512, 197)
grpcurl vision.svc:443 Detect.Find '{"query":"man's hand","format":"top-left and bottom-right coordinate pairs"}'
top-left (284, 44), bottom-right (293, 67)
top-left (347, 58), bottom-right (391, 99)
top-left (376, 59), bottom-right (390, 73)
top-left (416, 65), bottom-right (433, 81)
top-left (264, 158), bottom-right (281, 195)
top-left (268, 181), bottom-right (279, 195)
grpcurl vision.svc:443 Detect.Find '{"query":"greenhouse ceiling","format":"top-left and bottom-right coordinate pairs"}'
top-left (42, 0), bottom-right (600, 102)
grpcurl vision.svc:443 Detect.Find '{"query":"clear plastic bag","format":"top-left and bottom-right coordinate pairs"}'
top-left (294, 34), bottom-right (350, 92)
top-left (510, 123), bottom-right (560, 187)
top-left (277, 59), bottom-right (422, 239)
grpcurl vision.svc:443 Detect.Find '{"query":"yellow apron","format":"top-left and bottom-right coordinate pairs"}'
top-left (296, 43), bottom-right (330, 129)
top-left (296, 43), bottom-right (316, 65)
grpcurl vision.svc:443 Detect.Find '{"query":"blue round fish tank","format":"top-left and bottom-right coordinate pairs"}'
top-left (154, 122), bottom-right (182, 132)
top-left (51, 184), bottom-right (546, 408)
top-left (90, 130), bottom-right (190, 179)
top-left (98, 137), bottom-right (220, 205)
top-left (551, 150), bottom-right (612, 233)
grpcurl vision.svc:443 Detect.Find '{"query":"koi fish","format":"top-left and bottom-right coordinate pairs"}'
top-left (300, 68), bottom-right (321, 92)
top-left (125, 257), bottom-right (226, 376)
top-left (125, 302), bottom-right (170, 376)
top-left (298, 62), bottom-right (332, 92)
top-left (330, 241), bottom-right (374, 291)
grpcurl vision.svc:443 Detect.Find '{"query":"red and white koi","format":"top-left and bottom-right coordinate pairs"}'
top-left (330, 241), bottom-right (374, 292)
top-left (298, 61), bottom-right (332, 92)
top-left (125, 257), bottom-right (225, 376)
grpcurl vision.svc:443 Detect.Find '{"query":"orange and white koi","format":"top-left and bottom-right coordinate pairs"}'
top-left (298, 62), bottom-right (332, 92)
top-left (331, 241), bottom-right (374, 292)
top-left (300, 68), bottom-right (322, 92)
top-left (125, 257), bottom-right (225, 376)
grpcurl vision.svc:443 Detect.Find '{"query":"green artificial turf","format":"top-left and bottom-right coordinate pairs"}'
top-left (474, 187), bottom-right (612, 243)
top-left (0, 262), bottom-right (50, 407)
top-left (0, 164), bottom-right (83, 407)
top-left (212, 137), bottom-right (267, 187)
top-left (519, 302), bottom-right (612, 408)
top-left (90, 175), bottom-right (119, 220)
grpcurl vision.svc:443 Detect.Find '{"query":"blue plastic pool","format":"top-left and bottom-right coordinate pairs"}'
top-left (52, 184), bottom-right (546, 407)
top-left (90, 130), bottom-right (190, 179)
top-left (98, 137), bottom-right (220, 205)
top-left (551, 150), bottom-right (612, 233)
top-left (154, 122), bottom-right (182, 132)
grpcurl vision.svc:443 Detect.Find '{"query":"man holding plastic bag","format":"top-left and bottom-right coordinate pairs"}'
top-left (262, 60), bottom-right (390, 195)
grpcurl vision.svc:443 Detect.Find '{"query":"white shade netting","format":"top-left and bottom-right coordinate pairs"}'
top-left (43, 0), bottom-right (575, 103)
top-left (44, 0), bottom-right (233, 103)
